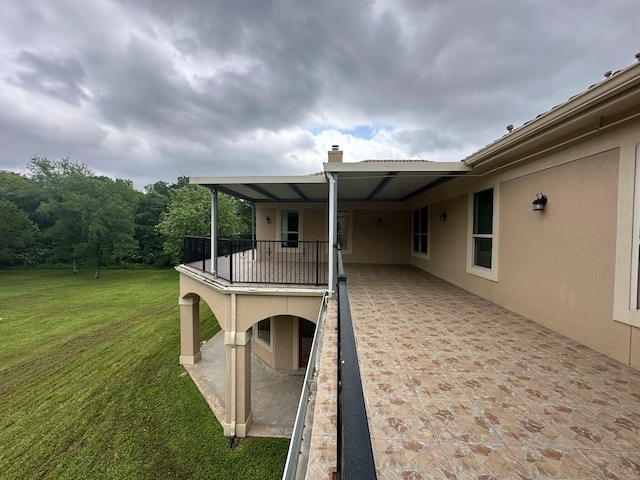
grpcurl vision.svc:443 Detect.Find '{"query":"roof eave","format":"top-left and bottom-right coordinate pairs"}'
top-left (323, 161), bottom-right (471, 173)
top-left (190, 175), bottom-right (327, 186)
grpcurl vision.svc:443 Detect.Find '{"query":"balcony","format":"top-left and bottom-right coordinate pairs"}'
top-left (182, 236), bottom-right (330, 287)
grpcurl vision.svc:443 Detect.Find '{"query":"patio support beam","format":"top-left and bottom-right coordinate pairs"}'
top-left (288, 183), bottom-right (309, 202)
top-left (245, 184), bottom-right (280, 202)
top-left (328, 172), bottom-right (338, 294)
top-left (179, 295), bottom-right (201, 365)
top-left (211, 188), bottom-right (218, 275)
top-left (366, 171), bottom-right (397, 202)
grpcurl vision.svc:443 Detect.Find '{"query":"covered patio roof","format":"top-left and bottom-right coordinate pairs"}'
top-left (190, 160), bottom-right (471, 203)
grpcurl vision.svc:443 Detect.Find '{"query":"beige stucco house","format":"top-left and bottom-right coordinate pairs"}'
top-left (176, 55), bottom-right (640, 447)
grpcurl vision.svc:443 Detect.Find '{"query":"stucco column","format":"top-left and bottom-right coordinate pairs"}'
top-left (224, 329), bottom-right (253, 437)
top-left (179, 295), bottom-right (201, 365)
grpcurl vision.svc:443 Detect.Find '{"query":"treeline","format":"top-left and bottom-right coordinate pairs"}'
top-left (0, 157), bottom-right (251, 276)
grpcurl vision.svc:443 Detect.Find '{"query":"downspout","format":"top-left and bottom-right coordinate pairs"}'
top-left (327, 172), bottom-right (338, 295)
top-left (228, 292), bottom-right (237, 448)
top-left (211, 188), bottom-right (218, 276)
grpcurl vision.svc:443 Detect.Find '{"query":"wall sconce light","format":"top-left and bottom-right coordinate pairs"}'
top-left (265, 216), bottom-right (271, 224)
top-left (439, 212), bottom-right (447, 222)
top-left (532, 193), bottom-right (547, 211)
top-left (377, 218), bottom-right (382, 226)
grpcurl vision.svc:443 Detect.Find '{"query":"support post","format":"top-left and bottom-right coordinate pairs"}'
top-left (211, 188), bottom-right (218, 276)
top-left (327, 173), bottom-right (338, 294)
top-left (179, 296), bottom-right (201, 365)
top-left (224, 294), bottom-right (253, 438)
top-left (251, 201), bottom-right (256, 261)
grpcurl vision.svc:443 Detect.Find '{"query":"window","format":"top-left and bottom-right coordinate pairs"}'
top-left (412, 206), bottom-right (429, 255)
top-left (257, 318), bottom-right (271, 346)
top-left (473, 188), bottom-right (493, 269)
top-left (632, 145), bottom-right (640, 310)
top-left (281, 210), bottom-right (299, 248)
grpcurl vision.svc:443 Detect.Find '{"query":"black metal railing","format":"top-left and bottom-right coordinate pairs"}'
top-left (182, 236), bottom-right (329, 286)
top-left (336, 247), bottom-right (377, 479)
top-left (183, 235), bottom-right (211, 272)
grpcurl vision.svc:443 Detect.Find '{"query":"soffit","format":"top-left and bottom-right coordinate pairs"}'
top-left (190, 162), bottom-right (470, 203)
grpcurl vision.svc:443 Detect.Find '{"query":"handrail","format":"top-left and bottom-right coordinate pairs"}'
top-left (182, 237), bottom-right (329, 286)
top-left (336, 247), bottom-right (377, 479)
top-left (282, 292), bottom-right (329, 480)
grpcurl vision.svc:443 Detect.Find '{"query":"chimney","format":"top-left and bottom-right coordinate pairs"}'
top-left (328, 144), bottom-right (343, 163)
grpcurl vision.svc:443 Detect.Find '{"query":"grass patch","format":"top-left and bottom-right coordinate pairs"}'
top-left (0, 269), bottom-right (289, 479)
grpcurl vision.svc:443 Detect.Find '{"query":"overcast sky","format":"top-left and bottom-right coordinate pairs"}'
top-left (0, 1), bottom-right (638, 189)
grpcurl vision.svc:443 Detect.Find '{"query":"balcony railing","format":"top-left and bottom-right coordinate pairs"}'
top-left (182, 236), bottom-right (329, 286)
top-left (336, 247), bottom-right (377, 479)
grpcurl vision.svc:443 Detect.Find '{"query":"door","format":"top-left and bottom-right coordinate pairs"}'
top-left (298, 319), bottom-right (316, 368)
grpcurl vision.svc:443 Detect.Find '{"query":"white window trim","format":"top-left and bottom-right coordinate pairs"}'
top-left (466, 183), bottom-right (499, 282)
top-left (630, 144), bottom-right (640, 312)
top-left (254, 318), bottom-right (273, 352)
top-left (277, 208), bottom-right (303, 251)
top-left (612, 143), bottom-right (640, 328)
top-left (337, 209), bottom-right (353, 255)
top-left (411, 205), bottom-right (430, 260)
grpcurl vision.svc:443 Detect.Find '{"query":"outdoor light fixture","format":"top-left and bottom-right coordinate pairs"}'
top-left (265, 216), bottom-right (271, 224)
top-left (532, 193), bottom-right (547, 211)
top-left (439, 212), bottom-right (447, 222)
top-left (377, 218), bottom-right (382, 226)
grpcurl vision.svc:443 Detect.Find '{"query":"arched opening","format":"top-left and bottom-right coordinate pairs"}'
top-left (198, 300), bottom-right (221, 347)
top-left (251, 314), bottom-right (316, 372)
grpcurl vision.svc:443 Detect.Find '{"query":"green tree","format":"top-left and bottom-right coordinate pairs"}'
top-left (79, 180), bottom-right (137, 278)
top-left (134, 189), bottom-right (170, 266)
top-left (0, 199), bottom-right (40, 266)
top-left (29, 158), bottom-right (138, 276)
top-left (156, 186), bottom-right (239, 264)
top-left (0, 171), bottom-right (40, 220)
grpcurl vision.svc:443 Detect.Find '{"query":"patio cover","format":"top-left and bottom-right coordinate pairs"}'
top-left (190, 161), bottom-right (471, 203)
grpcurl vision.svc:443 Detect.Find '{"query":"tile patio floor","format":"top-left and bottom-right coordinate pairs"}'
top-left (307, 264), bottom-right (640, 479)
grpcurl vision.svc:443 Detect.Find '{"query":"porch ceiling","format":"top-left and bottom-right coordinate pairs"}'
top-left (191, 161), bottom-right (470, 203)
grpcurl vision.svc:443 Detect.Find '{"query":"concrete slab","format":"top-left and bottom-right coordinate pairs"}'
top-left (184, 331), bottom-right (304, 438)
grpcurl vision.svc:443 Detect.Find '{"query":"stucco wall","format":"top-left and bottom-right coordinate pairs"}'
top-left (304, 208), bottom-right (327, 240)
top-left (253, 315), bottom-right (296, 370)
top-left (342, 208), bottom-right (411, 264)
top-left (410, 130), bottom-right (640, 366)
top-left (254, 332), bottom-right (273, 367)
top-left (273, 316), bottom-right (295, 370)
top-left (495, 149), bottom-right (629, 363)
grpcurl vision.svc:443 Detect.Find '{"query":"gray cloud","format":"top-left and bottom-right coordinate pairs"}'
top-left (11, 51), bottom-right (87, 104)
top-left (0, 0), bottom-right (638, 188)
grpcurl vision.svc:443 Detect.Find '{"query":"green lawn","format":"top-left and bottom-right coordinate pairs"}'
top-left (0, 269), bottom-right (289, 480)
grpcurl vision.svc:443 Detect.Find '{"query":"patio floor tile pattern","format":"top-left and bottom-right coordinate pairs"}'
top-left (333, 264), bottom-right (640, 480)
top-left (306, 298), bottom-right (338, 480)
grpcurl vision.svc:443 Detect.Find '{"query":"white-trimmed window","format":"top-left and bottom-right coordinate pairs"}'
top-left (256, 318), bottom-right (271, 346)
top-left (467, 185), bottom-right (499, 281)
top-left (631, 145), bottom-right (640, 310)
top-left (473, 189), bottom-right (493, 268)
top-left (280, 210), bottom-right (300, 248)
top-left (412, 206), bottom-right (429, 256)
